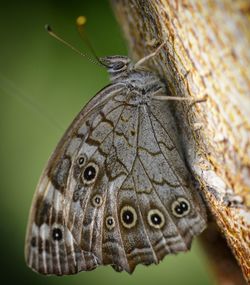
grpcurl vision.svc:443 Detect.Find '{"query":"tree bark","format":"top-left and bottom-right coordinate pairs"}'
top-left (111, 0), bottom-right (250, 283)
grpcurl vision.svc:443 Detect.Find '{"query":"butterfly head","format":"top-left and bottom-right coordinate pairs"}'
top-left (100, 56), bottom-right (131, 82)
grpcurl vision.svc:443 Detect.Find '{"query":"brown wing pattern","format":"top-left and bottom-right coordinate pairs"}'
top-left (25, 85), bottom-right (206, 275)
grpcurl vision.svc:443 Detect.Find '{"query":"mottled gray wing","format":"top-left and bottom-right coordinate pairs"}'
top-left (112, 98), bottom-right (207, 272)
top-left (25, 84), bottom-right (207, 275)
top-left (25, 83), bottom-right (126, 274)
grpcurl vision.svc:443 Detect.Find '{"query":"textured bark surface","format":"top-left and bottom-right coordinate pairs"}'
top-left (111, 0), bottom-right (250, 283)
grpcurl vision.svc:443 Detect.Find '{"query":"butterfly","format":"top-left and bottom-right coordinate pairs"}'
top-left (25, 36), bottom-right (207, 275)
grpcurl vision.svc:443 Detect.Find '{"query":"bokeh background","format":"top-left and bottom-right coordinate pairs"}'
top-left (0, 1), bottom-right (215, 284)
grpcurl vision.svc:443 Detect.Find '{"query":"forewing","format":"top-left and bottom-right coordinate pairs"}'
top-left (25, 83), bottom-right (127, 275)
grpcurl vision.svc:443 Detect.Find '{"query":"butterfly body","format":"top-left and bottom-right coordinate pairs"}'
top-left (25, 54), bottom-right (207, 275)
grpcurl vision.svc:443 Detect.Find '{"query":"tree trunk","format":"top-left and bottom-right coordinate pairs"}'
top-left (111, 0), bottom-right (250, 283)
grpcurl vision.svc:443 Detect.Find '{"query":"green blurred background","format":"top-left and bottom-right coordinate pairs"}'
top-left (0, 1), bottom-right (215, 284)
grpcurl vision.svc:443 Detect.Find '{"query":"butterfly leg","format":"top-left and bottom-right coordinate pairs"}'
top-left (134, 40), bottom-right (167, 69)
top-left (152, 92), bottom-right (208, 131)
top-left (186, 94), bottom-right (208, 108)
top-left (186, 94), bottom-right (208, 129)
top-left (152, 94), bottom-right (208, 103)
top-left (185, 95), bottom-right (208, 131)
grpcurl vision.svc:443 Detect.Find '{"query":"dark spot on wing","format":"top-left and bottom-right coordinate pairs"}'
top-left (49, 156), bottom-right (72, 193)
top-left (34, 196), bottom-right (51, 226)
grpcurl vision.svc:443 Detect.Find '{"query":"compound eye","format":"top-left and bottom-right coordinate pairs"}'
top-left (113, 61), bottom-right (125, 70)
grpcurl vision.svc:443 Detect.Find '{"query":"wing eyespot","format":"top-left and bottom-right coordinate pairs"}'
top-left (171, 197), bottom-right (190, 218)
top-left (120, 205), bottom-right (137, 229)
top-left (51, 227), bottom-right (63, 242)
top-left (92, 194), bottom-right (103, 207)
top-left (147, 209), bottom-right (165, 229)
top-left (78, 156), bottom-right (85, 166)
top-left (81, 162), bottom-right (99, 185)
top-left (105, 216), bottom-right (115, 230)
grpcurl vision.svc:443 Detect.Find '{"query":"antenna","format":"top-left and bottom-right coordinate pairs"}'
top-left (76, 16), bottom-right (101, 64)
top-left (45, 23), bottom-right (103, 67)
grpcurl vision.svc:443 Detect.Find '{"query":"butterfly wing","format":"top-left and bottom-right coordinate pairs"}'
top-left (98, 94), bottom-right (207, 272)
top-left (112, 97), bottom-right (207, 271)
top-left (25, 83), bottom-right (126, 274)
top-left (25, 84), bottom-right (207, 275)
